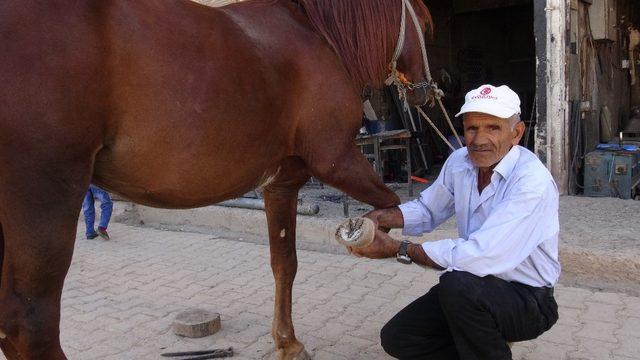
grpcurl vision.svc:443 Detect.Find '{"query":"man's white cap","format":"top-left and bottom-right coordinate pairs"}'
top-left (455, 85), bottom-right (521, 119)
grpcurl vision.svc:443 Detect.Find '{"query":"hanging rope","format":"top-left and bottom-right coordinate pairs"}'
top-left (415, 106), bottom-right (456, 152)
top-left (387, 0), bottom-right (463, 150)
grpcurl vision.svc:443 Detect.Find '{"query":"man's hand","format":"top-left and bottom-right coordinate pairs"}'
top-left (349, 229), bottom-right (402, 259)
top-left (363, 207), bottom-right (405, 232)
top-left (349, 230), bottom-right (446, 271)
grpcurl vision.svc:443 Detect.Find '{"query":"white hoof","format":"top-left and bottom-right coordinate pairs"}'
top-left (0, 329), bottom-right (6, 339)
top-left (335, 217), bottom-right (375, 248)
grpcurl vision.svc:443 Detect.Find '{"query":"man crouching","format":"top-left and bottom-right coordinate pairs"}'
top-left (351, 85), bottom-right (560, 360)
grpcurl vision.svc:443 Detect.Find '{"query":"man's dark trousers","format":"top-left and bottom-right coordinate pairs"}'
top-left (380, 271), bottom-right (558, 359)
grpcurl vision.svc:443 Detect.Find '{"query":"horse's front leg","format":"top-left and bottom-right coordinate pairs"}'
top-left (263, 159), bottom-right (311, 360)
top-left (311, 145), bottom-right (401, 210)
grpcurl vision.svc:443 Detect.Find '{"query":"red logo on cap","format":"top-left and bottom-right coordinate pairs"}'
top-left (480, 87), bottom-right (492, 96)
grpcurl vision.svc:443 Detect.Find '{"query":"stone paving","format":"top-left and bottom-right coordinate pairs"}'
top-left (2, 223), bottom-right (639, 360)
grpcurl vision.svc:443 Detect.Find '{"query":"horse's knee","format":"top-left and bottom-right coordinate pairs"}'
top-left (0, 293), bottom-right (63, 358)
top-left (0, 294), bottom-right (18, 339)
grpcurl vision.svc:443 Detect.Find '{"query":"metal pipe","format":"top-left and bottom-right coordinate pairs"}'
top-left (217, 198), bottom-right (320, 216)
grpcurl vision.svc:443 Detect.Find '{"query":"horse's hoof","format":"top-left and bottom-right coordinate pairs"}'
top-left (274, 343), bottom-right (312, 360)
top-left (292, 348), bottom-right (312, 360)
top-left (335, 217), bottom-right (375, 248)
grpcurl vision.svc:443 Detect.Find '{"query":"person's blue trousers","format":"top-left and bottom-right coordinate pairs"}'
top-left (82, 185), bottom-right (113, 236)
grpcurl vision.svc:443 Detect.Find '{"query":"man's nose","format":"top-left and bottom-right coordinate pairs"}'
top-left (471, 132), bottom-right (490, 146)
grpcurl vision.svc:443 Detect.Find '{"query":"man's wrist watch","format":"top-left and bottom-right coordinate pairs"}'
top-left (396, 240), bottom-right (413, 264)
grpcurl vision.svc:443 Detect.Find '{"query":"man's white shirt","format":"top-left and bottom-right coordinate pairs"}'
top-left (399, 145), bottom-right (561, 287)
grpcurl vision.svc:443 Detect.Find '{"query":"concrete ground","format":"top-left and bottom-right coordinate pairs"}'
top-left (2, 222), bottom-right (639, 360)
top-left (123, 185), bottom-right (640, 295)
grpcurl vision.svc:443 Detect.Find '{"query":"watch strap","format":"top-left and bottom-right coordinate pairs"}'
top-left (397, 240), bottom-right (412, 264)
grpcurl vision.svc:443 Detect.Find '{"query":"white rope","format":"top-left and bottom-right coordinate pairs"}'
top-left (416, 106), bottom-right (456, 152)
top-left (388, 0), bottom-right (463, 150)
top-left (404, 0), bottom-right (463, 148)
top-left (390, 2), bottom-right (407, 69)
top-left (403, 0), bottom-right (432, 83)
top-left (437, 98), bottom-right (463, 148)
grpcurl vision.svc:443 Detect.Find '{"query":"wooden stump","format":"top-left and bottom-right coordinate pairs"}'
top-left (172, 309), bottom-right (221, 338)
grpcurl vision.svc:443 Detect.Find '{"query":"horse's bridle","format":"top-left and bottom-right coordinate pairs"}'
top-left (385, 0), bottom-right (443, 106)
top-left (385, 0), bottom-right (463, 151)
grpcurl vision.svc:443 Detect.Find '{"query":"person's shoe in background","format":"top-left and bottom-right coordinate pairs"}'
top-left (86, 231), bottom-right (99, 240)
top-left (97, 227), bottom-right (110, 240)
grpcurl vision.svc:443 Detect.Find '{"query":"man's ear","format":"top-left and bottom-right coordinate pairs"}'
top-left (511, 121), bottom-right (525, 146)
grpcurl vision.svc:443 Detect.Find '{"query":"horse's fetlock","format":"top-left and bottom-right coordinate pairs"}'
top-left (0, 294), bottom-right (55, 343)
top-left (0, 298), bottom-right (18, 339)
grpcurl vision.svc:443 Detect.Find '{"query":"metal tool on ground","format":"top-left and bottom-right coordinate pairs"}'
top-left (218, 198), bottom-right (320, 216)
top-left (335, 217), bottom-right (376, 248)
top-left (161, 347), bottom-right (234, 359)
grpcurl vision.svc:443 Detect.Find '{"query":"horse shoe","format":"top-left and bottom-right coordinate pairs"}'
top-left (334, 217), bottom-right (376, 248)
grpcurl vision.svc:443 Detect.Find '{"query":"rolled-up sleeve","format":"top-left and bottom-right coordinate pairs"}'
top-left (422, 183), bottom-right (559, 276)
top-left (398, 159), bottom-right (456, 236)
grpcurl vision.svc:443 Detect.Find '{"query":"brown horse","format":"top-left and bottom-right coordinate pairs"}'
top-left (0, 0), bottom-right (433, 358)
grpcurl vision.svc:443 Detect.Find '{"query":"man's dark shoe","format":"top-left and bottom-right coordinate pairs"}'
top-left (97, 227), bottom-right (110, 240)
top-left (86, 232), bottom-right (99, 240)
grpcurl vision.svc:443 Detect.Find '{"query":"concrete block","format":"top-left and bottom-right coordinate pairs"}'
top-left (582, 301), bottom-right (620, 323)
top-left (574, 321), bottom-right (618, 343)
top-left (172, 309), bottom-right (221, 338)
top-left (614, 335), bottom-right (640, 358)
top-left (537, 323), bottom-right (579, 345)
top-left (615, 316), bottom-right (640, 337)
top-left (525, 341), bottom-right (577, 360)
top-left (570, 338), bottom-right (618, 359)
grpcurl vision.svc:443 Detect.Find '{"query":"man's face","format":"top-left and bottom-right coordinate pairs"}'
top-left (463, 112), bottom-right (525, 169)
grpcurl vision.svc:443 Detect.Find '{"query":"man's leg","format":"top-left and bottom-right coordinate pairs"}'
top-left (91, 186), bottom-right (113, 230)
top-left (81, 190), bottom-right (97, 238)
top-left (380, 284), bottom-right (460, 360)
top-left (438, 271), bottom-right (558, 360)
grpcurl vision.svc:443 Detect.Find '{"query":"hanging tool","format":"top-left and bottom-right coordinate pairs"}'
top-left (628, 26), bottom-right (640, 85)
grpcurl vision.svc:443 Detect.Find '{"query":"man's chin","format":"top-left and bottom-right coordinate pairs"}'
top-left (469, 156), bottom-right (498, 169)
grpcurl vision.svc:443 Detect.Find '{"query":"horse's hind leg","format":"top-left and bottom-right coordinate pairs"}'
top-left (0, 221), bottom-right (4, 286)
top-left (0, 221), bottom-right (17, 358)
top-left (0, 164), bottom-right (91, 360)
top-left (264, 158), bottom-right (311, 360)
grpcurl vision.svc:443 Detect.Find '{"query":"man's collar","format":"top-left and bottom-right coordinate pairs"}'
top-left (457, 145), bottom-right (520, 179)
top-left (452, 148), bottom-right (474, 173)
top-left (492, 145), bottom-right (520, 179)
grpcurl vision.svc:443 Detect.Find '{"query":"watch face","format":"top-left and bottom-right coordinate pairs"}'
top-left (397, 255), bottom-right (412, 265)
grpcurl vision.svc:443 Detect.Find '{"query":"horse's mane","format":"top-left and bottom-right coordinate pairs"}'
top-left (298, 0), bottom-right (433, 89)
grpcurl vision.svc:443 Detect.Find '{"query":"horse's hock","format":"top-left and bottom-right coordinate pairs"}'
top-left (172, 309), bottom-right (221, 338)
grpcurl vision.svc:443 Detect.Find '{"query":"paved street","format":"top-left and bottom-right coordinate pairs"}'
top-left (2, 223), bottom-right (639, 360)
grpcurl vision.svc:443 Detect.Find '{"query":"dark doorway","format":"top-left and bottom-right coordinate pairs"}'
top-left (423, 0), bottom-right (537, 156)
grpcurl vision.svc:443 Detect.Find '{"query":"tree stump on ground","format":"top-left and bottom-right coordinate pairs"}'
top-left (172, 309), bottom-right (221, 338)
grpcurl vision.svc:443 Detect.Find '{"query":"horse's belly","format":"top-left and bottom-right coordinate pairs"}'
top-left (92, 145), bottom-right (282, 209)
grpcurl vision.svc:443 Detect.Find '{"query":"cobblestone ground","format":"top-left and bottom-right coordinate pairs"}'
top-left (2, 223), bottom-right (639, 360)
